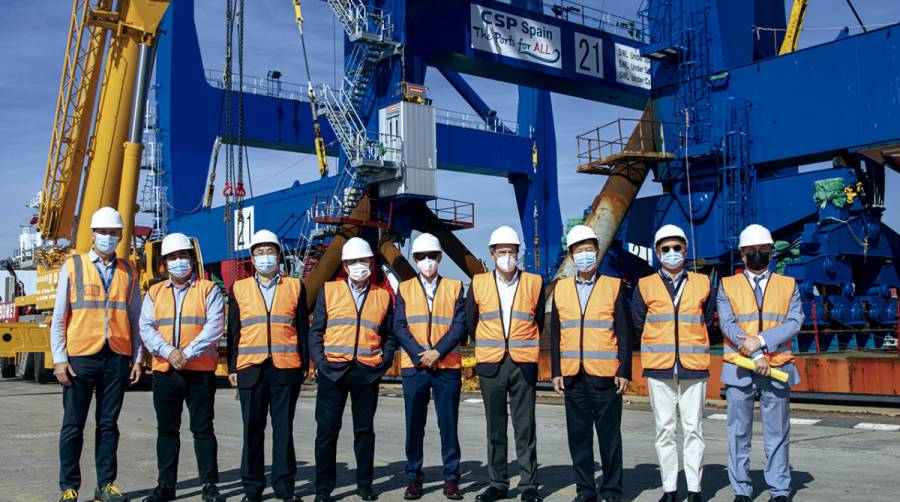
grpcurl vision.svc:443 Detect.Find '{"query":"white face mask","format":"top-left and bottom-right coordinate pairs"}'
top-left (253, 255), bottom-right (278, 275)
top-left (416, 258), bottom-right (437, 277)
top-left (166, 258), bottom-right (192, 279)
top-left (573, 251), bottom-right (597, 273)
top-left (496, 254), bottom-right (518, 273)
top-left (93, 233), bottom-right (119, 254)
top-left (347, 262), bottom-right (371, 282)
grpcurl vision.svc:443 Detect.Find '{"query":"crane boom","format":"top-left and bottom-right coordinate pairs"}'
top-left (779, 0), bottom-right (809, 55)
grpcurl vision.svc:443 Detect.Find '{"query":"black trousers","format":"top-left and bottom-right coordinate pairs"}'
top-left (239, 363), bottom-right (301, 498)
top-left (152, 369), bottom-right (218, 489)
top-left (564, 373), bottom-right (623, 497)
top-left (479, 357), bottom-right (538, 491)
top-left (59, 345), bottom-right (130, 492)
top-left (314, 366), bottom-right (380, 494)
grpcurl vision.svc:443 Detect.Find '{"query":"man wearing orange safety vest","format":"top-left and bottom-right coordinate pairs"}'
top-left (310, 237), bottom-right (397, 502)
top-left (138, 233), bottom-right (226, 502)
top-left (227, 229), bottom-right (308, 502)
top-left (466, 226), bottom-right (545, 502)
top-left (550, 225), bottom-right (632, 502)
top-left (632, 225), bottom-right (716, 502)
top-left (50, 207), bottom-right (143, 502)
top-left (718, 224), bottom-right (804, 502)
top-left (394, 233), bottom-right (466, 501)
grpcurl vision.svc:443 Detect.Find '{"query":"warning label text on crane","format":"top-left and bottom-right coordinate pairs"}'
top-left (614, 43), bottom-right (651, 89)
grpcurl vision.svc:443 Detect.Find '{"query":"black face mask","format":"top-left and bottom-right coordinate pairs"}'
top-left (745, 250), bottom-right (770, 270)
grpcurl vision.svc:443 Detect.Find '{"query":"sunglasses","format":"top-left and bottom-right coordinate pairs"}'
top-left (660, 245), bottom-right (683, 253)
top-left (414, 252), bottom-right (440, 260)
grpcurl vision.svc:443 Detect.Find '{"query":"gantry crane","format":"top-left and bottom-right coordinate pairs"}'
top-left (0, 0), bottom-right (173, 381)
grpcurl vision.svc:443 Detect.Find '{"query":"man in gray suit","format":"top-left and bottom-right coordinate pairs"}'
top-left (717, 224), bottom-right (804, 502)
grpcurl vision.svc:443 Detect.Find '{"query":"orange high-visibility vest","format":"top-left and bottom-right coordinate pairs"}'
top-left (721, 272), bottom-right (796, 367)
top-left (554, 275), bottom-right (621, 377)
top-left (148, 278), bottom-right (219, 372)
top-left (233, 276), bottom-right (302, 370)
top-left (322, 281), bottom-right (390, 367)
top-left (398, 277), bottom-right (462, 370)
top-left (65, 253), bottom-right (136, 357)
top-left (472, 271), bottom-right (542, 364)
top-left (638, 272), bottom-right (711, 371)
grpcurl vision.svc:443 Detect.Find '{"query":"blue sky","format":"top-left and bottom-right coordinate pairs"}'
top-left (1, 1), bottom-right (897, 279)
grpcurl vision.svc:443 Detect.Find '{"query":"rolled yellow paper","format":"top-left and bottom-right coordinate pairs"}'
top-left (733, 355), bottom-right (789, 383)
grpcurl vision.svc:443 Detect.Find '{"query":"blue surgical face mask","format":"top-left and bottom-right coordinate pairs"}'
top-left (660, 250), bottom-right (684, 268)
top-left (254, 255), bottom-right (278, 275)
top-left (93, 233), bottom-right (119, 254)
top-left (573, 251), bottom-right (597, 272)
top-left (166, 258), bottom-right (192, 279)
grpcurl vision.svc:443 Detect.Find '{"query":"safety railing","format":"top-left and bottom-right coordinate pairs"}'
top-left (435, 108), bottom-right (518, 135)
top-left (577, 118), bottom-right (676, 168)
top-left (312, 195), bottom-right (393, 229)
top-left (428, 198), bottom-right (475, 229)
top-left (204, 69), bottom-right (308, 102)
top-left (501, 0), bottom-right (642, 40)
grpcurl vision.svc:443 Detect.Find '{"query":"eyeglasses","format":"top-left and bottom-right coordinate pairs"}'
top-left (493, 249), bottom-right (517, 257)
top-left (414, 252), bottom-right (440, 260)
top-left (660, 245), bottom-right (683, 253)
top-left (252, 249), bottom-right (278, 257)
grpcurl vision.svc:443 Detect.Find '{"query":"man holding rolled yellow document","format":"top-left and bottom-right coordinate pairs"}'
top-left (717, 224), bottom-right (804, 502)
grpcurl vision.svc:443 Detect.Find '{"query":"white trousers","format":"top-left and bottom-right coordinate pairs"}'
top-left (648, 377), bottom-right (707, 492)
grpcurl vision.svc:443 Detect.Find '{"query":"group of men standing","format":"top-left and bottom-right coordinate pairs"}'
top-left (50, 206), bottom-right (803, 502)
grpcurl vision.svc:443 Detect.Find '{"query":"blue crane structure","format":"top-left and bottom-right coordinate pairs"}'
top-left (154, 0), bottom-right (900, 352)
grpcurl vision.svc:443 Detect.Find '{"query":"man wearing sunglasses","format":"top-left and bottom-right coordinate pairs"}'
top-left (632, 225), bottom-right (716, 502)
top-left (466, 225), bottom-right (545, 502)
top-left (551, 224), bottom-right (632, 502)
top-left (394, 233), bottom-right (466, 500)
top-left (717, 224), bottom-right (803, 502)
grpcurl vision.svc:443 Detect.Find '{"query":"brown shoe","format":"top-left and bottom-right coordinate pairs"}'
top-left (404, 481), bottom-right (423, 500)
top-left (444, 481), bottom-right (463, 500)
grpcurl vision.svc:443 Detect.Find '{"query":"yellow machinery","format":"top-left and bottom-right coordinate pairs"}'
top-left (0, 0), bottom-right (172, 381)
top-left (779, 0), bottom-right (809, 55)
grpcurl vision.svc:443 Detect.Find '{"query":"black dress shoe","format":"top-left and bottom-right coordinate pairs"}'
top-left (476, 486), bottom-right (509, 502)
top-left (521, 488), bottom-right (543, 502)
top-left (358, 485), bottom-right (378, 501)
top-left (573, 493), bottom-right (597, 502)
top-left (275, 493), bottom-right (303, 502)
top-left (733, 497), bottom-right (751, 502)
top-left (313, 493), bottom-right (333, 502)
top-left (241, 496), bottom-right (262, 502)
top-left (142, 486), bottom-right (175, 502)
top-left (658, 492), bottom-right (677, 502)
top-left (687, 492), bottom-right (702, 502)
top-left (600, 497), bottom-right (622, 502)
top-left (201, 484), bottom-right (226, 502)
top-left (769, 497), bottom-right (789, 502)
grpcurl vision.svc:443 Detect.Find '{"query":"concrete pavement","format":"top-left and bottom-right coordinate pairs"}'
top-left (0, 379), bottom-right (896, 501)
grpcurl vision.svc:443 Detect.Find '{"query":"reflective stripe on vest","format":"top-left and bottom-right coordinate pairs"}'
top-left (638, 272), bottom-right (711, 371)
top-left (322, 281), bottom-right (390, 367)
top-left (554, 275), bottom-right (620, 377)
top-left (398, 277), bottom-right (463, 370)
top-left (233, 276), bottom-right (302, 370)
top-left (65, 254), bottom-right (135, 357)
top-left (149, 278), bottom-right (218, 372)
top-left (472, 271), bottom-right (542, 364)
top-left (721, 272), bottom-right (796, 367)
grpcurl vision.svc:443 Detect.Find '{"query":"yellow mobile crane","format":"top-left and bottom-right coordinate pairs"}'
top-left (0, 0), bottom-right (176, 381)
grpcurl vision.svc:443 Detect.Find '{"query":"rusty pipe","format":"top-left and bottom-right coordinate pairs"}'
top-left (378, 236), bottom-right (417, 281)
top-left (555, 102), bottom-right (655, 280)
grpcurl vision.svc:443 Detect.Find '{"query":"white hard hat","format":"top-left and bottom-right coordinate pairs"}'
top-left (90, 207), bottom-right (123, 229)
top-left (250, 229), bottom-right (281, 250)
top-left (654, 224), bottom-right (687, 246)
top-left (566, 224), bottom-right (597, 249)
top-left (488, 225), bottom-right (521, 247)
top-left (161, 233), bottom-right (192, 256)
top-left (738, 224), bottom-right (774, 248)
top-left (411, 233), bottom-right (442, 254)
top-left (342, 237), bottom-right (374, 261)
